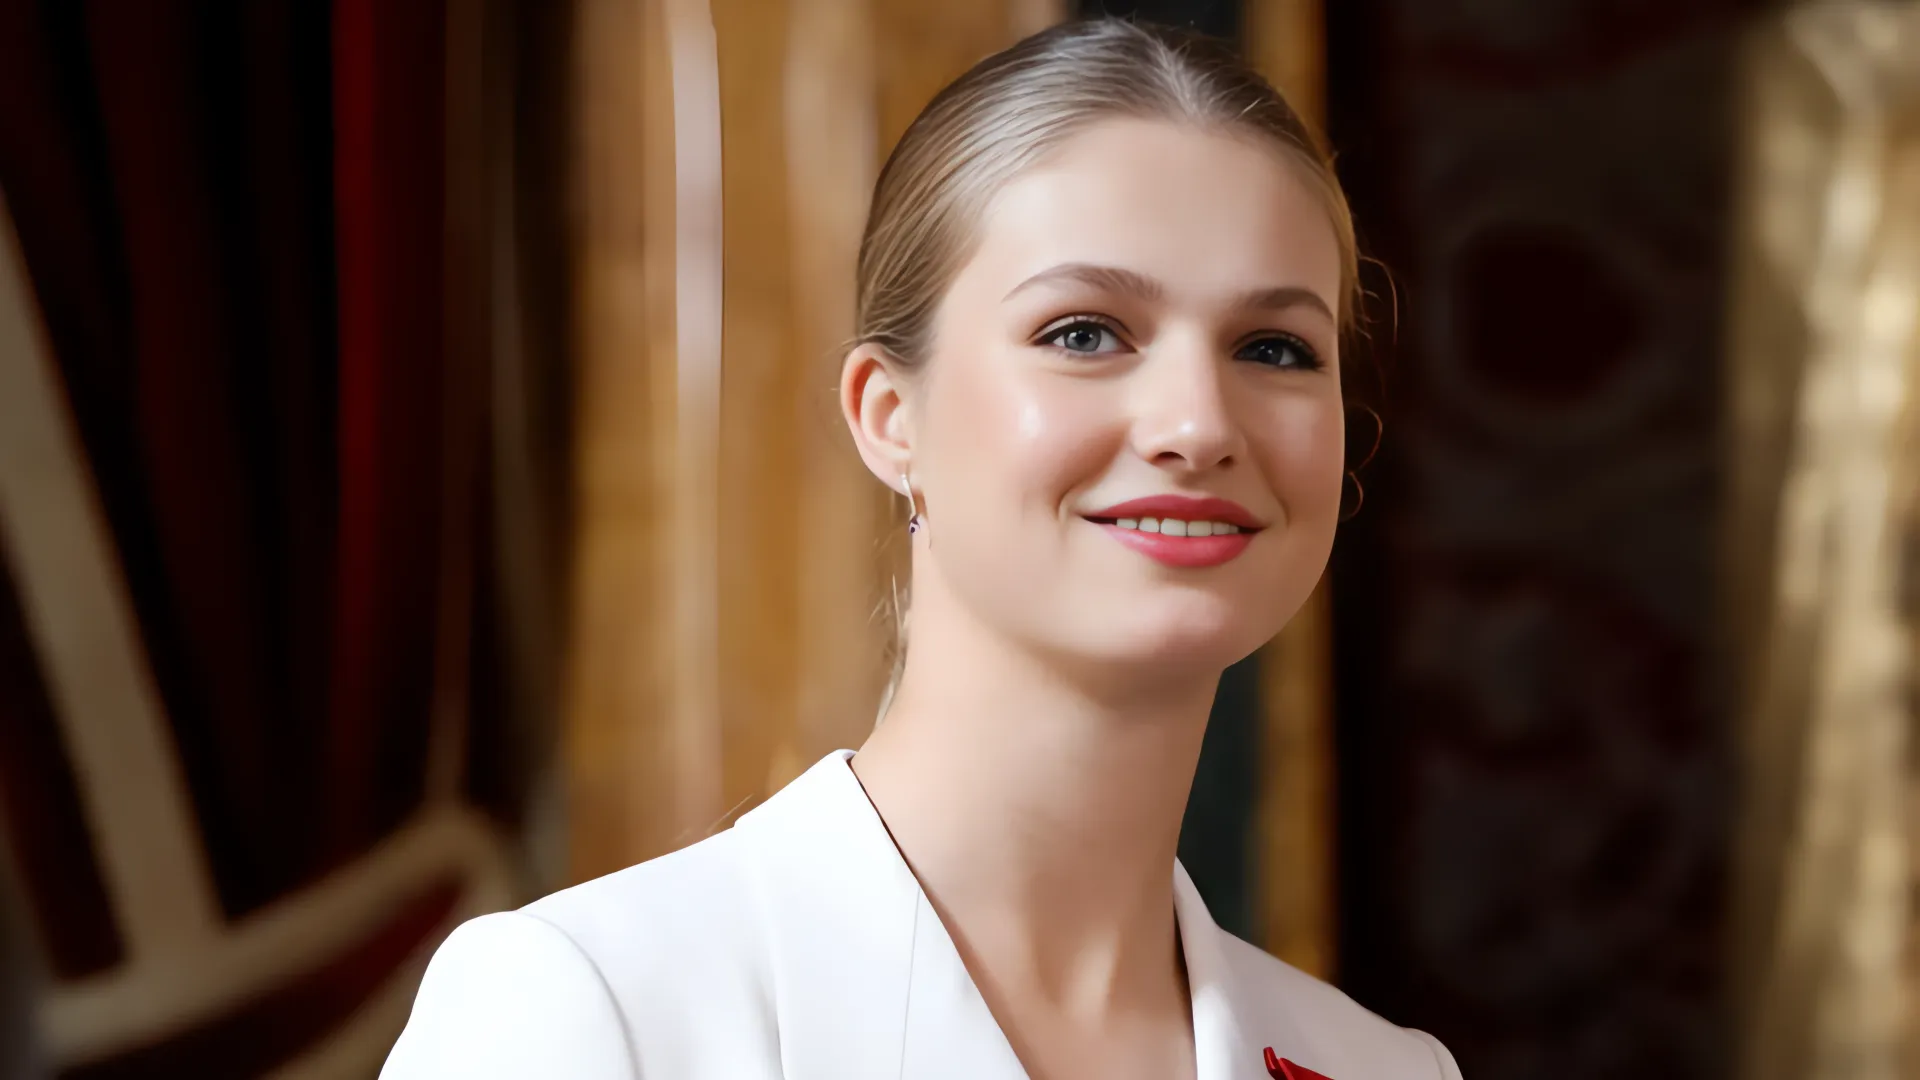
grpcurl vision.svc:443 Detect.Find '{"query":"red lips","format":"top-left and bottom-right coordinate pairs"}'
top-left (1083, 494), bottom-right (1262, 569)
top-left (1083, 494), bottom-right (1262, 529)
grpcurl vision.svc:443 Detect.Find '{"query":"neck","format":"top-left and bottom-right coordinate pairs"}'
top-left (851, 588), bottom-right (1217, 1018)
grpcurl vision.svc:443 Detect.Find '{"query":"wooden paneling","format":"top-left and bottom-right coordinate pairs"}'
top-left (1006, 0), bottom-right (1066, 41)
top-left (564, 0), bottom-right (673, 880)
top-left (712, 0), bottom-right (803, 806)
top-left (780, 0), bottom-right (886, 789)
top-left (662, 0), bottom-right (727, 848)
top-left (1246, 0), bottom-right (1336, 979)
top-left (872, 1), bottom-right (1021, 152)
top-left (564, 0), bottom-right (1063, 879)
top-left (1245, 0), bottom-right (1323, 139)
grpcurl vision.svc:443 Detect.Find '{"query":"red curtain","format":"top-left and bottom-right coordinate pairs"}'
top-left (0, 0), bottom-right (483, 1073)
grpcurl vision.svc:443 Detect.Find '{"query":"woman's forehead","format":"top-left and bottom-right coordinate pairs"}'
top-left (960, 119), bottom-right (1343, 304)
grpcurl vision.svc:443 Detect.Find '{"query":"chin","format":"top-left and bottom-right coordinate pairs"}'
top-left (1079, 604), bottom-right (1269, 675)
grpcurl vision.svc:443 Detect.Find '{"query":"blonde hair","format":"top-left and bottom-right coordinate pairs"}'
top-left (861, 18), bottom-right (1361, 719)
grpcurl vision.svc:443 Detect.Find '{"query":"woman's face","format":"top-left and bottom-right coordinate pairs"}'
top-left (885, 118), bottom-right (1345, 675)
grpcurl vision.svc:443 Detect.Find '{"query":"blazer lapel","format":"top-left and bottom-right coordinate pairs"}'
top-left (733, 751), bottom-right (1025, 1080)
top-left (1176, 864), bottom-right (1313, 1080)
top-left (897, 886), bottom-right (1028, 1078)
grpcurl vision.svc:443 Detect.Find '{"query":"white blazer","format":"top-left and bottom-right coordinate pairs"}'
top-left (382, 751), bottom-right (1462, 1079)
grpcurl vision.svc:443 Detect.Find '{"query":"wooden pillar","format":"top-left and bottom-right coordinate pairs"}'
top-left (564, 0), bottom-right (679, 880)
top-left (1246, 0), bottom-right (1337, 979)
top-left (777, 0), bottom-right (884, 790)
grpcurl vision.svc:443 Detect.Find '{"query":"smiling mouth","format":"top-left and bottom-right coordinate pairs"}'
top-left (1082, 515), bottom-right (1261, 569)
top-left (1082, 515), bottom-right (1253, 537)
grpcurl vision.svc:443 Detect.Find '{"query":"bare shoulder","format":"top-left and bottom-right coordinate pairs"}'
top-left (1216, 934), bottom-right (1464, 1080)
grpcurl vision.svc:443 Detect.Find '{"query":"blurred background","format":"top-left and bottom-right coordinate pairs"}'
top-left (0, 0), bottom-right (1914, 1077)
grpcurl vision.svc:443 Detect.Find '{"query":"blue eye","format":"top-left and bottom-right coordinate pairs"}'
top-left (1236, 334), bottom-right (1320, 370)
top-left (1041, 319), bottom-right (1125, 355)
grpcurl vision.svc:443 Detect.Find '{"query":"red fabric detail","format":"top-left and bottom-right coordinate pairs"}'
top-left (1265, 1047), bottom-right (1335, 1080)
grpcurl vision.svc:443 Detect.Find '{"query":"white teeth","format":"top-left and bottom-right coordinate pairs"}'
top-left (1105, 518), bottom-right (1245, 536)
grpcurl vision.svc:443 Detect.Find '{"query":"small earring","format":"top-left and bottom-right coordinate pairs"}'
top-left (901, 473), bottom-right (921, 535)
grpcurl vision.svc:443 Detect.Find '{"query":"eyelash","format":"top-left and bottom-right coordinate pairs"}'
top-left (1036, 315), bottom-right (1128, 355)
top-left (1035, 315), bottom-right (1323, 371)
top-left (1235, 333), bottom-right (1323, 372)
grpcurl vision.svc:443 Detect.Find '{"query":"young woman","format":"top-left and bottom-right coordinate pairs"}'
top-left (382, 19), bottom-right (1461, 1080)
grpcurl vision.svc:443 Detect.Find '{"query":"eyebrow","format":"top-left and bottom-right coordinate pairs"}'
top-left (1002, 261), bottom-right (1336, 323)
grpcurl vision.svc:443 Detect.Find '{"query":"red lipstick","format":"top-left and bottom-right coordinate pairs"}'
top-left (1082, 495), bottom-right (1263, 569)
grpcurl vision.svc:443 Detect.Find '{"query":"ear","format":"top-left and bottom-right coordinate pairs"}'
top-left (840, 341), bottom-right (914, 489)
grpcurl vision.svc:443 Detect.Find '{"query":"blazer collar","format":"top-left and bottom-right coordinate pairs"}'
top-left (733, 750), bottom-right (1271, 1080)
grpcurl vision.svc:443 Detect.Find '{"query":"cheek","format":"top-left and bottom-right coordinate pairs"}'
top-left (927, 357), bottom-right (1120, 510)
top-left (1252, 393), bottom-right (1346, 514)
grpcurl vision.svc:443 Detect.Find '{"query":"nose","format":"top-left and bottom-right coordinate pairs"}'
top-left (1130, 339), bottom-right (1245, 473)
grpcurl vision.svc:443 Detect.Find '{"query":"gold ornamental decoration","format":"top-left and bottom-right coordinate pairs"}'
top-left (1727, 4), bottom-right (1920, 1079)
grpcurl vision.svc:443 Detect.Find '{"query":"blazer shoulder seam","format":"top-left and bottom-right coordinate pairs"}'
top-left (506, 910), bottom-right (644, 1076)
